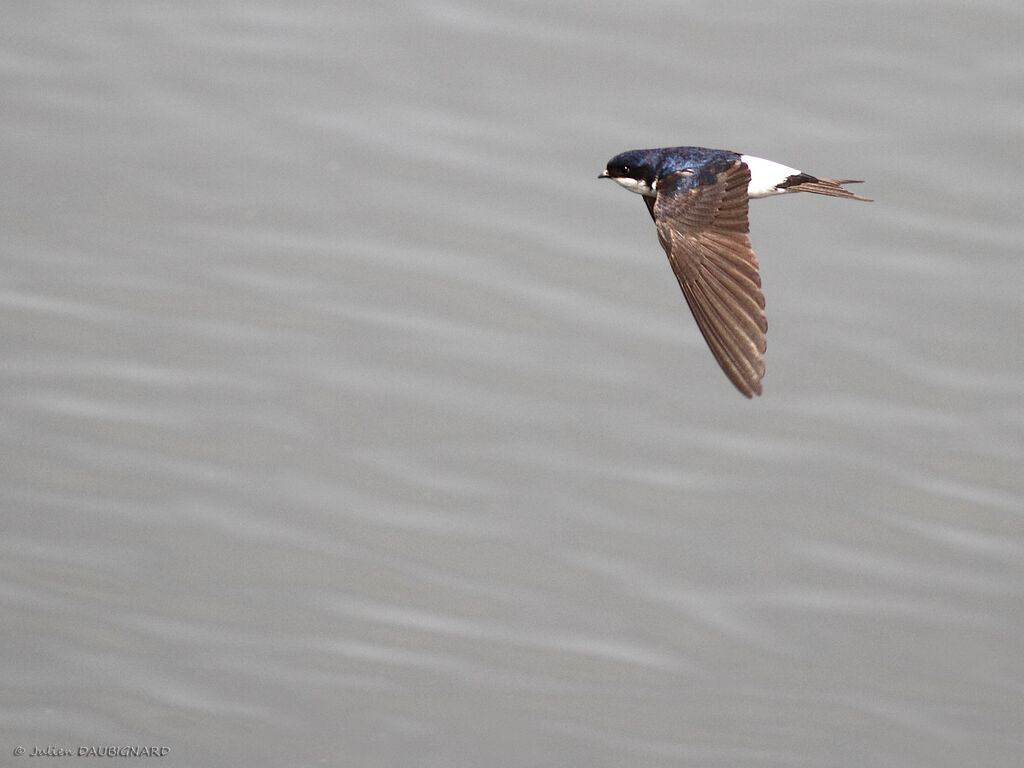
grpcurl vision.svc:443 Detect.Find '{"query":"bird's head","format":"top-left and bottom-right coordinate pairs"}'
top-left (600, 150), bottom-right (657, 196)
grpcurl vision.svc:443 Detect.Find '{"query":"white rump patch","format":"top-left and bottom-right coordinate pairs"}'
top-left (741, 154), bottom-right (802, 198)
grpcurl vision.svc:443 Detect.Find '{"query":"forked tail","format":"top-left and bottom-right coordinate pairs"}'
top-left (779, 173), bottom-right (872, 201)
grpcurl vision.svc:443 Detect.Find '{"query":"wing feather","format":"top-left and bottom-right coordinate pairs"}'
top-left (653, 161), bottom-right (768, 397)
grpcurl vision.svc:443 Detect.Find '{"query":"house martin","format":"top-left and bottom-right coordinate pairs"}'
top-left (600, 146), bottom-right (870, 397)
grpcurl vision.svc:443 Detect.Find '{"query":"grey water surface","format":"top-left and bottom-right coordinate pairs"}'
top-left (3, 2), bottom-right (1022, 767)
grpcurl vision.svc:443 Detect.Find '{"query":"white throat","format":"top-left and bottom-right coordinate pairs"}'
top-left (610, 176), bottom-right (655, 197)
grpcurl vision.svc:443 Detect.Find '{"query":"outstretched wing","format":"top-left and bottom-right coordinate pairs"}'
top-left (652, 161), bottom-right (767, 397)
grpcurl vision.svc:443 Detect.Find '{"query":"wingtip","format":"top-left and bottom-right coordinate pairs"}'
top-left (733, 374), bottom-right (763, 398)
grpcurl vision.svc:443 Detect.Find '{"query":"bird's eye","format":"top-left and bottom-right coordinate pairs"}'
top-left (681, 168), bottom-right (695, 177)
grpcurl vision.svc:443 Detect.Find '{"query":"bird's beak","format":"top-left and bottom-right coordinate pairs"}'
top-left (598, 170), bottom-right (610, 179)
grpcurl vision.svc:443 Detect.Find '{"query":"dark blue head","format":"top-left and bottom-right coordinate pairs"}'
top-left (601, 146), bottom-right (741, 196)
top-left (601, 149), bottom-right (657, 183)
top-left (600, 149), bottom-right (661, 195)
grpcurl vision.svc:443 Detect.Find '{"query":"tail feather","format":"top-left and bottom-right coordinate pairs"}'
top-left (781, 174), bottom-right (872, 201)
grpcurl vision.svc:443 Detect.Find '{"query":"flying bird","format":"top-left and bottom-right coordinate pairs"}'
top-left (600, 146), bottom-right (870, 397)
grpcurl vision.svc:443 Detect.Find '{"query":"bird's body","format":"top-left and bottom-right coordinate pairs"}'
top-left (600, 146), bottom-right (870, 397)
